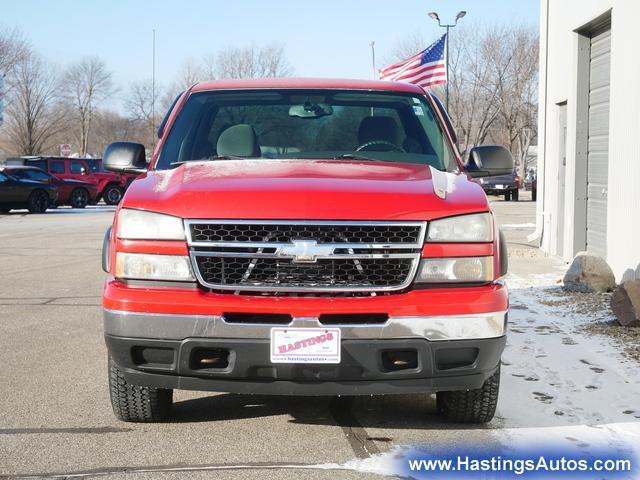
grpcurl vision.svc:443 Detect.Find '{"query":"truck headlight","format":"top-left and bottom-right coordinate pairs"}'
top-left (115, 253), bottom-right (195, 281)
top-left (117, 209), bottom-right (185, 240)
top-left (427, 213), bottom-right (493, 242)
top-left (415, 257), bottom-right (493, 283)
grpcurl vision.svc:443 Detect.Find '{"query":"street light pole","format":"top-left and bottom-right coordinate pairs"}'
top-left (427, 11), bottom-right (466, 110)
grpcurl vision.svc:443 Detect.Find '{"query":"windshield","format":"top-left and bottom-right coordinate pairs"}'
top-left (156, 89), bottom-right (456, 171)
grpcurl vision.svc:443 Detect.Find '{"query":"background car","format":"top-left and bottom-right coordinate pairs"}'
top-left (5, 156), bottom-right (137, 205)
top-left (475, 171), bottom-right (521, 201)
top-left (2, 166), bottom-right (98, 208)
top-left (0, 170), bottom-right (58, 213)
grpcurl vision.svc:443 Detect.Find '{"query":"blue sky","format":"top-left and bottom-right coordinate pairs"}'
top-left (3, 0), bottom-right (539, 109)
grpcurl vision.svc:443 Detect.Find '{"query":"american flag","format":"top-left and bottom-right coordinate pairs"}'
top-left (379, 34), bottom-right (447, 88)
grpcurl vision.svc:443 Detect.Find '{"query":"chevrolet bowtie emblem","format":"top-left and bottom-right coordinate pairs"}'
top-left (277, 240), bottom-right (335, 263)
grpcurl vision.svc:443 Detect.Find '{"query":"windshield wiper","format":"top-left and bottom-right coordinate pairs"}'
top-left (332, 154), bottom-right (389, 162)
top-left (170, 155), bottom-right (253, 167)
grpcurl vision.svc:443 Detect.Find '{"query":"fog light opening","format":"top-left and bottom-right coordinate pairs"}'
top-left (381, 350), bottom-right (418, 372)
top-left (191, 348), bottom-right (230, 370)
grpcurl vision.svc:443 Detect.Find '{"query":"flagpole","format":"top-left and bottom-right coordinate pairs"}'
top-left (369, 41), bottom-right (376, 80)
top-left (445, 26), bottom-right (450, 109)
top-left (152, 28), bottom-right (156, 152)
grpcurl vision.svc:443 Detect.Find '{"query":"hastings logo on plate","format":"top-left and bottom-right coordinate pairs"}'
top-left (270, 328), bottom-right (341, 364)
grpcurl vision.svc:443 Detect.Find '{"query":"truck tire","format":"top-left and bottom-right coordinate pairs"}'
top-left (27, 190), bottom-right (49, 213)
top-left (103, 184), bottom-right (124, 205)
top-left (436, 366), bottom-right (500, 424)
top-left (70, 188), bottom-right (89, 208)
top-left (532, 186), bottom-right (537, 202)
top-left (503, 191), bottom-right (511, 201)
top-left (108, 355), bottom-right (173, 422)
top-left (511, 189), bottom-right (519, 201)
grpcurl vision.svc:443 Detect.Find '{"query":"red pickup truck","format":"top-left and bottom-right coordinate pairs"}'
top-left (101, 78), bottom-right (512, 424)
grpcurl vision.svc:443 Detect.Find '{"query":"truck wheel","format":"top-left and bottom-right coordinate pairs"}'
top-left (503, 191), bottom-right (511, 201)
top-left (436, 366), bottom-right (500, 424)
top-left (108, 355), bottom-right (173, 422)
top-left (511, 189), bottom-right (519, 201)
top-left (70, 188), bottom-right (89, 208)
top-left (532, 186), bottom-right (537, 202)
top-left (104, 185), bottom-right (124, 205)
top-left (27, 190), bottom-right (49, 213)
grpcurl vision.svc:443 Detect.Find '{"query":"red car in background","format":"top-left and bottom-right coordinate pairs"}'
top-left (1, 165), bottom-right (98, 208)
top-left (5, 156), bottom-right (138, 205)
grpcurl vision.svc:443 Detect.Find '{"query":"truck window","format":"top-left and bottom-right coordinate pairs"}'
top-left (24, 170), bottom-right (51, 182)
top-left (50, 161), bottom-right (65, 174)
top-left (85, 159), bottom-right (101, 172)
top-left (70, 161), bottom-right (86, 174)
top-left (157, 89), bottom-right (455, 171)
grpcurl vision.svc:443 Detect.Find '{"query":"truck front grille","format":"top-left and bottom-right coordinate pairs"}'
top-left (185, 220), bottom-right (426, 293)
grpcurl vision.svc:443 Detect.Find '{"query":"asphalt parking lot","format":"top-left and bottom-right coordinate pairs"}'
top-left (4, 192), bottom-right (638, 479)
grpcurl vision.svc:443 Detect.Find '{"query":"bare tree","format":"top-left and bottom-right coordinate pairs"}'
top-left (91, 109), bottom-right (139, 157)
top-left (0, 27), bottom-right (29, 78)
top-left (175, 57), bottom-right (203, 89)
top-left (202, 43), bottom-right (292, 80)
top-left (126, 79), bottom-right (163, 149)
top-left (63, 56), bottom-right (114, 156)
top-left (485, 26), bottom-right (538, 176)
top-left (2, 52), bottom-right (66, 155)
top-left (384, 24), bottom-right (538, 166)
top-left (163, 43), bottom-right (292, 113)
top-left (381, 31), bottom-right (425, 67)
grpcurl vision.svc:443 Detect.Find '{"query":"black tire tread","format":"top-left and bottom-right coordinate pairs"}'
top-left (437, 367), bottom-right (500, 424)
top-left (70, 188), bottom-right (89, 208)
top-left (108, 356), bottom-right (173, 422)
top-left (27, 189), bottom-right (48, 213)
top-left (103, 184), bottom-right (124, 205)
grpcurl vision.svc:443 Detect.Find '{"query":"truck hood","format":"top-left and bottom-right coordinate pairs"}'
top-left (122, 159), bottom-right (489, 221)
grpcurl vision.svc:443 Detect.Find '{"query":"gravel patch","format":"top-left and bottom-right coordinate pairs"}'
top-left (537, 287), bottom-right (640, 362)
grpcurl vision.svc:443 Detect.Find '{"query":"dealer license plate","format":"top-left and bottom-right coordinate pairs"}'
top-left (270, 327), bottom-right (341, 364)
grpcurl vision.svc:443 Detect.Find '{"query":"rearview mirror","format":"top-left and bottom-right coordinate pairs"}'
top-left (103, 142), bottom-right (147, 174)
top-left (289, 102), bottom-right (333, 118)
top-left (464, 145), bottom-right (514, 178)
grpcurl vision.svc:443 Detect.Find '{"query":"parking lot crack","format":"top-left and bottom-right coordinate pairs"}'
top-left (329, 396), bottom-right (382, 459)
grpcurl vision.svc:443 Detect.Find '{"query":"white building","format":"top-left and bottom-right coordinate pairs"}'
top-left (537, 0), bottom-right (640, 281)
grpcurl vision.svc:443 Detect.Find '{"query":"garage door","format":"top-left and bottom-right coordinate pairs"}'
top-left (586, 27), bottom-right (611, 258)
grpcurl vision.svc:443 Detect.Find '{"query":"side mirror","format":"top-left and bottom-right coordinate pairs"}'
top-left (465, 145), bottom-right (514, 178)
top-left (103, 142), bottom-right (147, 174)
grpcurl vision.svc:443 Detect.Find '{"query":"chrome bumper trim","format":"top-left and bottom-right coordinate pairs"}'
top-left (104, 309), bottom-right (507, 342)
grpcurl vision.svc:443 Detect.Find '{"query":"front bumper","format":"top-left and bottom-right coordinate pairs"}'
top-left (482, 186), bottom-right (517, 195)
top-left (105, 307), bottom-right (507, 396)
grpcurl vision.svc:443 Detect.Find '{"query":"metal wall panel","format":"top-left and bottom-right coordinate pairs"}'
top-left (586, 28), bottom-right (611, 257)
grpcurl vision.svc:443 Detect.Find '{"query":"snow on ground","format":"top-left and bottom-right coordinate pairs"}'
top-left (336, 268), bottom-right (640, 477)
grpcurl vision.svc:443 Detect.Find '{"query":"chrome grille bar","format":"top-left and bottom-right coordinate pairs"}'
top-left (184, 220), bottom-right (426, 292)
